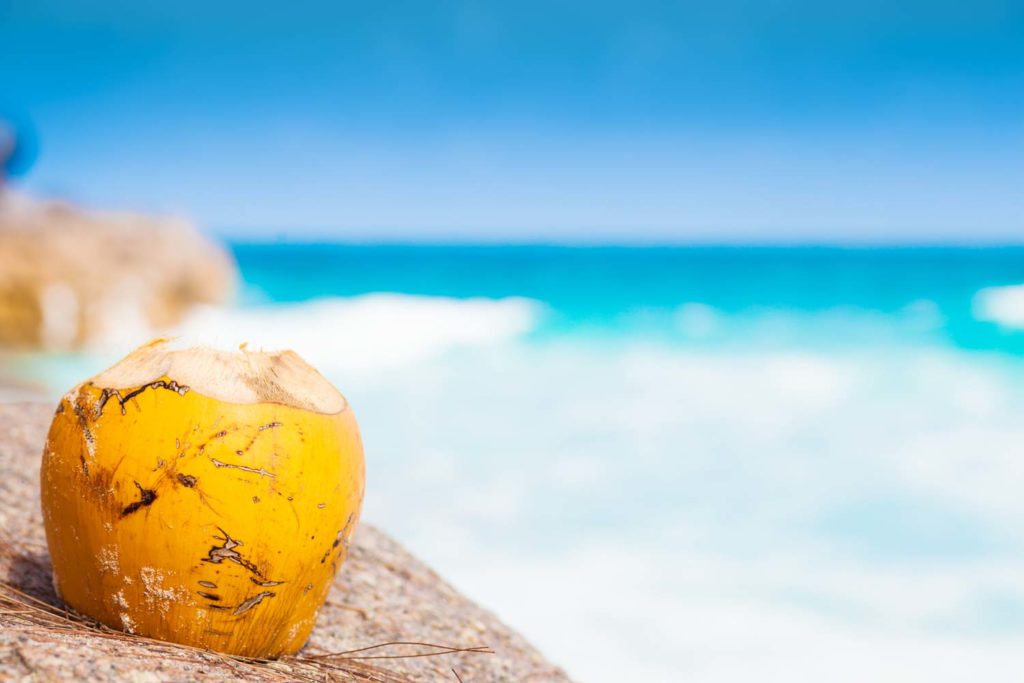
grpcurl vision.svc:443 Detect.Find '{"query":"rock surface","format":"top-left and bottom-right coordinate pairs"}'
top-left (0, 402), bottom-right (570, 682)
top-left (0, 191), bottom-right (235, 350)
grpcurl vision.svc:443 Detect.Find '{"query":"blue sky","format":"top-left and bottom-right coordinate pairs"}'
top-left (2, 0), bottom-right (1023, 242)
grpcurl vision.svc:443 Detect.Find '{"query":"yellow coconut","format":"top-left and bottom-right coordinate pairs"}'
top-left (40, 339), bottom-right (365, 657)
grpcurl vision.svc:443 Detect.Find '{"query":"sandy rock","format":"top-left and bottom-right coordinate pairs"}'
top-left (0, 191), bottom-right (235, 350)
top-left (0, 402), bottom-right (571, 682)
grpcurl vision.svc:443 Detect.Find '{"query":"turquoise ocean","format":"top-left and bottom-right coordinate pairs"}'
top-left (22, 246), bottom-right (1024, 682)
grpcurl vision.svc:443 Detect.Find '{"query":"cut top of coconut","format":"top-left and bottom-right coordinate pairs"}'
top-left (89, 338), bottom-right (347, 414)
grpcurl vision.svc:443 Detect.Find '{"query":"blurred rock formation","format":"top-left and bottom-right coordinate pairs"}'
top-left (0, 191), bottom-right (235, 350)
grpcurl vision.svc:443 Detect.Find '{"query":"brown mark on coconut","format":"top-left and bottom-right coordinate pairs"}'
top-left (161, 463), bottom-right (224, 517)
top-left (209, 458), bottom-right (274, 478)
top-left (198, 580), bottom-right (217, 589)
top-left (232, 591), bottom-right (275, 616)
top-left (120, 481), bottom-right (157, 517)
top-left (71, 400), bottom-right (95, 454)
top-left (321, 516), bottom-right (358, 565)
top-left (335, 514), bottom-right (355, 550)
top-left (197, 429), bottom-right (231, 455)
top-left (323, 514), bottom-right (355, 564)
top-left (81, 461), bottom-right (120, 511)
top-left (96, 380), bottom-right (190, 418)
top-left (201, 527), bottom-right (264, 578)
top-left (251, 577), bottom-right (285, 587)
top-left (197, 591), bottom-right (221, 601)
top-left (234, 420), bottom-right (283, 456)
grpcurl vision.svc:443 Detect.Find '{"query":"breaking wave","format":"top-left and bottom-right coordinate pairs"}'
top-left (170, 293), bottom-right (543, 372)
top-left (974, 284), bottom-right (1024, 329)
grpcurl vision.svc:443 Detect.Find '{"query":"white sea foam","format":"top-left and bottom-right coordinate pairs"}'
top-left (168, 293), bottom-right (542, 372)
top-left (973, 284), bottom-right (1024, 328)
top-left (351, 339), bottom-right (1024, 682)
top-left (447, 541), bottom-right (1024, 682)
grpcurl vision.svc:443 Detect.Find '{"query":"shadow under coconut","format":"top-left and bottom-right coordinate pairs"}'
top-left (4, 544), bottom-right (61, 608)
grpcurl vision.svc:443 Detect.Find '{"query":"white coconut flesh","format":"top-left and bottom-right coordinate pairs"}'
top-left (89, 338), bottom-right (346, 414)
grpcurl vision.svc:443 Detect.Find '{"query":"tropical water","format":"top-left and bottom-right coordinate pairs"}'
top-left (19, 246), bottom-right (1024, 682)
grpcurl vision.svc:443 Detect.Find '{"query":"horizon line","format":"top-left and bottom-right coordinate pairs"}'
top-left (218, 236), bottom-right (1024, 250)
